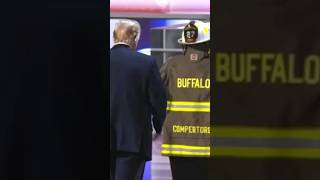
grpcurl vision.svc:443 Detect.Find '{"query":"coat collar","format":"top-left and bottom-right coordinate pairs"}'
top-left (111, 43), bottom-right (131, 50)
top-left (184, 45), bottom-right (209, 62)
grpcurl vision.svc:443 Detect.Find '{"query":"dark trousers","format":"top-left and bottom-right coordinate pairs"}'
top-left (169, 157), bottom-right (209, 180)
top-left (110, 151), bottom-right (146, 180)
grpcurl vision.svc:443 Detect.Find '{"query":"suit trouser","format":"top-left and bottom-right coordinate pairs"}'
top-left (110, 151), bottom-right (146, 180)
top-left (169, 157), bottom-right (209, 180)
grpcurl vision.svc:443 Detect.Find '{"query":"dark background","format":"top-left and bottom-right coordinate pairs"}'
top-left (0, 1), bottom-right (108, 179)
top-left (211, 0), bottom-right (320, 179)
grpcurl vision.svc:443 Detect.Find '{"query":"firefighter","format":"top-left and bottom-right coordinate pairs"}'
top-left (160, 20), bottom-right (210, 180)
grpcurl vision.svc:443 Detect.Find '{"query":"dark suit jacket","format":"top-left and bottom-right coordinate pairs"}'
top-left (110, 44), bottom-right (166, 160)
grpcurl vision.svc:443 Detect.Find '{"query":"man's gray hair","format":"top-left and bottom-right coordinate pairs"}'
top-left (113, 19), bottom-right (141, 46)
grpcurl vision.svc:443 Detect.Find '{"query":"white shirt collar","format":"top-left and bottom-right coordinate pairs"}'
top-left (112, 42), bottom-right (131, 48)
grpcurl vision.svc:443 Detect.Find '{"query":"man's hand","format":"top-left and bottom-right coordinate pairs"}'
top-left (152, 132), bottom-right (161, 141)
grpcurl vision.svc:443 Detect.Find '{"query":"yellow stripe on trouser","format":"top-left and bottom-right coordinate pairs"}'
top-left (161, 144), bottom-right (211, 156)
top-left (166, 101), bottom-right (210, 112)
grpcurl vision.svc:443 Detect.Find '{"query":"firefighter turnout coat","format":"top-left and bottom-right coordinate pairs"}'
top-left (160, 46), bottom-right (210, 157)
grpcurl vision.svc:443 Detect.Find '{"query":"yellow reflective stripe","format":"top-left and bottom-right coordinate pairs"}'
top-left (166, 107), bottom-right (210, 112)
top-left (213, 126), bottom-right (320, 139)
top-left (161, 150), bottom-right (210, 156)
top-left (162, 144), bottom-right (210, 150)
top-left (167, 101), bottom-right (210, 106)
top-left (213, 147), bottom-right (320, 159)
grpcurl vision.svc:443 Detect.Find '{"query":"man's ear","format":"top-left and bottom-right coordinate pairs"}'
top-left (130, 40), bottom-right (137, 49)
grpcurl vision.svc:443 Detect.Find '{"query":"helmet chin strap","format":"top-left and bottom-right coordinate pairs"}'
top-left (183, 45), bottom-right (187, 55)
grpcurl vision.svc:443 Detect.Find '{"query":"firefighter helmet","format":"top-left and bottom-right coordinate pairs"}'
top-left (178, 20), bottom-right (210, 45)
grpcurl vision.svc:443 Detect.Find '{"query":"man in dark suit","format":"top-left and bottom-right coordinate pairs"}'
top-left (110, 20), bottom-right (167, 180)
